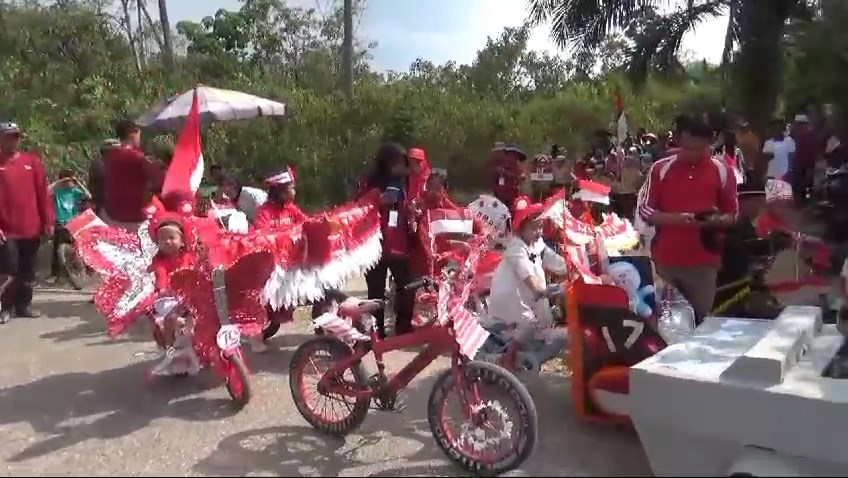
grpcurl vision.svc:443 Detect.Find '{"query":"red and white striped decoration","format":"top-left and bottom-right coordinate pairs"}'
top-left (435, 240), bottom-right (490, 358)
top-left (564, 244), bottom-right (601, 284)
top-left (313, 311), bottom-right (370, 344)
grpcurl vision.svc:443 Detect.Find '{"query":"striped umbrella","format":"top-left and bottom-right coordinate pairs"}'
top-left (136, 85), bottom-right (286, 129)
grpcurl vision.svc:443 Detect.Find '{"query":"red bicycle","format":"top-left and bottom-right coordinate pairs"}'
top-left (289, 238), bottom-right (537, 476)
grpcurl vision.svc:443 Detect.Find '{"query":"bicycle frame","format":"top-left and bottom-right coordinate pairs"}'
top-left (319, 321), bottom-right (461, 400)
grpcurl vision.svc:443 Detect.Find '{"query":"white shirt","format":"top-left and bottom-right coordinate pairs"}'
top-left (488, 237), bottom-right (567, 328)
top-left (237, 186), bottom-right (268, 222)
top-left (763, 136), bottom-right (796, 178)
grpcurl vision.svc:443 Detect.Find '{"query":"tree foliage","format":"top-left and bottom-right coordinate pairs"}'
top-left (1, 0), bottom-right (724, 207)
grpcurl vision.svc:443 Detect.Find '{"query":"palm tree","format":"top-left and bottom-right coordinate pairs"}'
top-left (157, 0), bottom-right (175, 72)
top-left (527, 0), bottom-right (812, 129)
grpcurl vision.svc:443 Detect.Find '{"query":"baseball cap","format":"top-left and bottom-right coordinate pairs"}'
top-left (0, 122), bottom-right (21, 135)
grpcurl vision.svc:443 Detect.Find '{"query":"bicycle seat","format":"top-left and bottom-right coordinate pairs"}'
top-left (337, 298), bottom-right (384, 318)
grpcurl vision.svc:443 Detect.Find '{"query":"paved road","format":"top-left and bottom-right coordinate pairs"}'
top-left (0, 280), bottom-right (650, 477)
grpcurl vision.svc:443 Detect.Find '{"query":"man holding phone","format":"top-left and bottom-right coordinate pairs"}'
top-left (638, 116), bottom-right (738, 322)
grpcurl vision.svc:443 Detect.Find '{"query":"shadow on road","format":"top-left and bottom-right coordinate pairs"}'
top-left (0, 360), bottom-right (249, 462)
top-left (34, 291), bottom-right (152, 347)
top-left (194, 369), bottom-right (650, 477)
top-left (194, 373), bottom-right (464, 477)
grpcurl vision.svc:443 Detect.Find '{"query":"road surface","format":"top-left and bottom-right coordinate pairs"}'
top-left (0, 278), bottom-right (651, 477)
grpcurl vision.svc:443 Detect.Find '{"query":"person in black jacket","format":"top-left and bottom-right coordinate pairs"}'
top-left (713, 181), bottom-right (791, 317)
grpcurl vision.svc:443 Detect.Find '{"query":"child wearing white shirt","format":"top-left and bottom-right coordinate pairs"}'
top-left (486, 199), bottom-right (569, 361)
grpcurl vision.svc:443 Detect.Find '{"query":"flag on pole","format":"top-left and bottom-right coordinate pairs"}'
top-left (162, 88), bottom-right (204, 195)
top-left (615, 90), bottom-right (628, 147)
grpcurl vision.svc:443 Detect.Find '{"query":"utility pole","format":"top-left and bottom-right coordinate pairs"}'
top-left (342, 0), bottom-right (354, 98)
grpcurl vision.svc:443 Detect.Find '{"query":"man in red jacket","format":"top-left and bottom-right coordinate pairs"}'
top-left (100, 119), bottom-right (161, 229)
top-left (0, 122), bottom-right (54, 323)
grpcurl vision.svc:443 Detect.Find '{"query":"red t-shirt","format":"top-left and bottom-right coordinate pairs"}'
top-left (102, 146), bottom-right (160, 223)
top-left (0, 151), bottom-right (54, 238)
top-left (253, 201), bottom-right (308, 230)
top-left (639, 155), bottom-right (738, 267)
top-left (489, 154), bottom-right (523, 206)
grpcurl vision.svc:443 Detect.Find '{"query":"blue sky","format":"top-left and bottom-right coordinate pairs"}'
top-left (168, 0), bottom-right (727, 72)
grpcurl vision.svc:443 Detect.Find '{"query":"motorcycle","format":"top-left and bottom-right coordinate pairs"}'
top-left (811, 167), bottom-right (848, 244)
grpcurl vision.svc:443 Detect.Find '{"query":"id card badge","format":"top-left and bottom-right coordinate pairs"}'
top-left (498, 176), bottom-right (505, 186)
top-left (388, 210), bottom-right (399, 228)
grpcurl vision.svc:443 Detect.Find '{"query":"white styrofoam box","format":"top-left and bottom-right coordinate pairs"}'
top-left (629, 307), bottom-right (848, 476)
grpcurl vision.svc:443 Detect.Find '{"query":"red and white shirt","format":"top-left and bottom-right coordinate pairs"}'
top-left (638, 154), bottom-right (737, 267)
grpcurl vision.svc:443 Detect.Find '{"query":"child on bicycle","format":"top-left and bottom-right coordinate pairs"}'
top-left (147, 207), bottom-right (200, 376)
top-left (485, 197), bottom-right (569, 364)
top-left (251, 167), bottom-right (308, 349)
top-left (46, 169), bottom-right (91, 284)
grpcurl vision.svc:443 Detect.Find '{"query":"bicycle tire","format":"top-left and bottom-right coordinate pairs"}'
top-left (289, 336), bottom-right (370, 436)
top-left (59, 242), bottom-right (89, 290)
top-left (225, 352), bottom-right (252, 409)
top-left (428, 360), bottom-right (538, 476)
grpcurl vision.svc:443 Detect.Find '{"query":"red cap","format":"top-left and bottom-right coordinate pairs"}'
top-left (512, 195), bottom-right (545, 231)
top-left (408, 147), bottom-right (426, 162)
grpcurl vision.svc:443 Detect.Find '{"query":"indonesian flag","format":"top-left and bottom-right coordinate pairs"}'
top-left (162, 88), bottom-right (204, 195)
top-left (428, 208), bottom-right (475, 235)
top-left (537, 189), bottom-right (594, 244)
top-left (615, 91), bottom-right (627, 147)
top-left (66, 209), bottom-right (105, 235)
top-left (573, 179), bottom-right (611, 205)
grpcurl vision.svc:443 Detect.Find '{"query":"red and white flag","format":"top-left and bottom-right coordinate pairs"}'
top-left (162, 88), bottom-right (204, 195)
top-left (428, 208), bottom-right (475, 236)
top-left (615, 91), bottom-right (628, 147)
top-left (66, 209), bottom-right (105, 236)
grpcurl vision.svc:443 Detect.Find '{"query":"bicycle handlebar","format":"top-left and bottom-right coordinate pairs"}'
top-left (404, 277), bottom-right (433, 292)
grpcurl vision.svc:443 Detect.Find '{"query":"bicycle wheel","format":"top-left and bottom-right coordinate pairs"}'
top-left (59, 242), bottom-right (90, 290)
top-left (289, 336), bottom-right (370, 436)
top-left (428, 361), bottom-right (538, 476)
top-left (225, 352), bottom-right (252, 409)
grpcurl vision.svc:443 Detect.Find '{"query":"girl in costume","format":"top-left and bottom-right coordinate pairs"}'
top-left (485, 197), bottom-right (569, 365)
top-left (253, 166), bottom-right (308, 229)
top-left (146, 192), bottom-right (202, 376)
top-left (252, 167), bottom-right (308, 349)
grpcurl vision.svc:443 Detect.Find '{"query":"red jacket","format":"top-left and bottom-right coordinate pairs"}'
top-left (149, 250), bottom-right (198, 291)
top-left (102, 146), bottom-right (161, 223)
top-left (253, 201), bottom-right (308, 230)
top-left (0, 151), bottom-right (53, 238)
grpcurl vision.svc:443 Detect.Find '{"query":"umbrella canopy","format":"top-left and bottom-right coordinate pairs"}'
top-left (137, 85), bottom-right (286, 129)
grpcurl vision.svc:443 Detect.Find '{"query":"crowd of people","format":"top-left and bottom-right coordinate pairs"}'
top-left (0, 107), bottom-right (841, 339)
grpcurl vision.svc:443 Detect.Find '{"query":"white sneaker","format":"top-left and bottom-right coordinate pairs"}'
top-left (249, 336), bottom-right (268, 353)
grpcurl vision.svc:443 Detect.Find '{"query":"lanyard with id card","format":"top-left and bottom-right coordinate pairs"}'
top-left (388, 210), bottom-right (399, 228)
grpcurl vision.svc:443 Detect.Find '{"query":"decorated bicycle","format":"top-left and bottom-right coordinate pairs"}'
top-left (289, 234), bottom-right (538, 476)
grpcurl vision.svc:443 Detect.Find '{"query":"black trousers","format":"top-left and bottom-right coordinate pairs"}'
top-left (0, 237), bottom-right (41, 311)
top-left (365, 256), bottom-right (414, 337)
top-left (50, 225), bottom-right (72, 276)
